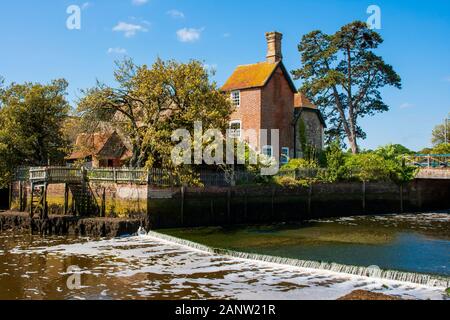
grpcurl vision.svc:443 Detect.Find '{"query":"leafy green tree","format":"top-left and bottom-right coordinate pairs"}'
top-left (78, 58), bottom-right (232, 170)
top-left (431, 143), bottom-right (450, 155)
top-left (345, 153), bottom-right (389, 182)
top-left (0, 79), bottom-right (70, 187)
top-left (374, 144), bottom-right (414, 159)
top-left (292, 21), bottom-right (402, 154)
top-left (432, 121), bottom-right (450, 146)
top-left (323, 140), bottom-right (348, 182)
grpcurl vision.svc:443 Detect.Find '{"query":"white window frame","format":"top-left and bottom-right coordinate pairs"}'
top-left (229, 120), bottom-right (242, 139)
top-left (231, 90), bottom-right (240, 108)
top-left (262, 145), bottom-right (273, 158)
top-left (281, 147), bottom-right (290, 165)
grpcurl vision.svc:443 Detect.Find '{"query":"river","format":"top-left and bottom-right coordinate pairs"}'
top-left (0, 212), bottom-right (449, 300)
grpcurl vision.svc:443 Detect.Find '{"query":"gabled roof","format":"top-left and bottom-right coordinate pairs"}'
top-left (293, 94), bottom-right (327, 128)
top-left (221, 61), bottom-right (297, 93)
top-left (294, 93), bottom-right (317, 110)
top-left (66, 131), bottom-right (129, 160)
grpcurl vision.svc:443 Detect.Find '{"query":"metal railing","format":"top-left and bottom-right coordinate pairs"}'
top-left (405, 154), bottom-right (450, 168)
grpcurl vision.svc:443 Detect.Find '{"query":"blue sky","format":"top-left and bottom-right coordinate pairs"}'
top-left (0, 0), bottom-right (449, 151)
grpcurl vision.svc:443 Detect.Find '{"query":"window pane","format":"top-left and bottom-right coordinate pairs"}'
top-left (229, 121), bottom-right (241, 138)
top-left (262, 146), bottom-right (273, 157)
top-left (231, 91), bottom-right (240, 107)
top-left (281, 148), bottom-right (289, 164)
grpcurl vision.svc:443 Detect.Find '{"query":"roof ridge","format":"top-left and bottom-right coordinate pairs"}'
top-left (236, 61), bottom-right (276, 67)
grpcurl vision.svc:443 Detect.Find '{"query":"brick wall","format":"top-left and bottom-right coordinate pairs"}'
top-left (261, 66), bottom-right (295, 155)
top-left (229, 66), bottom-right (295, 154)
top-left (230, 88), bottom-right (262, 149)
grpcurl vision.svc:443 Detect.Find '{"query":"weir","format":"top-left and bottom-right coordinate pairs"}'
top-left (146, 231), bottom-right (450, 289)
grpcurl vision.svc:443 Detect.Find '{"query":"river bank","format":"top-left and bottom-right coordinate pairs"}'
top-left (0, 211), bottom-right (143, 237)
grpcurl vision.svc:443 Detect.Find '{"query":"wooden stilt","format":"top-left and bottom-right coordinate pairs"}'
top-left (180, 186), bottom-right (185, 226)
top-left (102, 188), bottom-right (106, 217)
top-left (307, 184), bottom-right (313, 217)
top-left (19, 181), bottom-right (23, 212)
top-left (64, 184), bottom-right (69, 216)
top-left (362, 181), bottom-right (366, 212)
top-left (43, 183), bottom-right (48, 219)
top-left (400, 185), bottom-right (404, 213)
top-left (30, 183), bottom-right (34, 218)
top-left (8, 181), bottom-right (13, 211)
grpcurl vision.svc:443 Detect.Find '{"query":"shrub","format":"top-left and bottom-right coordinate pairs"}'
top-left (344, 153), bottom-right (390, 182)
top-left (280, 158), bottom-right (318, 171)
top-left (431, 143), bottom-right (450, 155)
top-left (274, 176), bottom-right (309, 188)
top-left (322, 141), bottom-right (348, 182)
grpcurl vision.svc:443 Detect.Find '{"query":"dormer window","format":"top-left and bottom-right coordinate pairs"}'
top-left (231, 90), bottom-right (240, 108)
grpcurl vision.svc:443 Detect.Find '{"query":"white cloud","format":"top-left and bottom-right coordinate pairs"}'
top-left (167, 9), bottom-right (185, 19)
top-left (223, 33), bottom-right (231, 38)
top-left (176, 27), bottom-right (204, 43)
top-left (107, 47), bottom-right (127, 55)
top-left (132, 0), bottom-right (148, 6)
top-left (113, 22), bottom-right (148, 37)
top-left (444, 76), bottom-right (450, 83)
top-left (400, 102), bottom-right (414, 109)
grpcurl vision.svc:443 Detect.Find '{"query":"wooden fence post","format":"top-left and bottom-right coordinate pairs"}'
top-left (101, 188), bottom-right (106, 217)
top-left (43, 184), bottom-right (48, 220)
top-left (307, 184), bottom-right (313, 217)
top-left (180, 186), bottom-right (185, 226)
top-left (362, 181), bottom-right (366, 212)
top-left (227, 188), bottom-right (231, 224)
top-left (64, 183), bottom-right (69, 216)
top-left (8, 181), bottom-right (13, 211)
top-left (400, 184), bottom-right (404, 213)
top-left (19, 181), bottom-right (24, 212)
top-left (29, 183), bottom-right (33, 218)
top-left (244, 190), bottom-right (248, 223)
top-left (271, 187), bottom-right (275, 219)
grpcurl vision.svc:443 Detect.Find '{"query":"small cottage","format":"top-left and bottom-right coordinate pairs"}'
top-left (66, 131), bottom-right (131, 168)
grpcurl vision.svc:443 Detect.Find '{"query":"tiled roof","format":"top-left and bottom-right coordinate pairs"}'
top-left (221, 62), bottom-right (280, 91)
top-left (294, 93), bottom-right (317, 109)
top-left (66, 132), bottom-right (114, 160)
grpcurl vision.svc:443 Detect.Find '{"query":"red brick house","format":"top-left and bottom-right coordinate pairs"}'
top-left (222, 32), bottom-right (325, 164)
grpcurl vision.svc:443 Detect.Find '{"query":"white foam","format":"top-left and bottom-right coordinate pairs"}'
top-left (10, 233), bottom-right (448, 300)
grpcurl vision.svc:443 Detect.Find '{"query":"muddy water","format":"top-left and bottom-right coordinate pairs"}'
top-left (0, 213), bottom-right (449, 300)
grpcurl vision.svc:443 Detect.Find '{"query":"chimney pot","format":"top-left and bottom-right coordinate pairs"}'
top-left (266, 31), bottom-right (283, 63)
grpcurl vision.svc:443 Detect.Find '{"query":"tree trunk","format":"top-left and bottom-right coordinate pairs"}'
top-left (349, 139), bottom-right (359, 154)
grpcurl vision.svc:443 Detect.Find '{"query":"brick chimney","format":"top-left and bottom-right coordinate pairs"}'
top-left (266, 31), bottom-right (283, 63)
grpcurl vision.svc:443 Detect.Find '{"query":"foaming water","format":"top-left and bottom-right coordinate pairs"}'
top-left (1, 213), bottom-right (449, 300)
top-left (146, 231), bottom-right (450, 288)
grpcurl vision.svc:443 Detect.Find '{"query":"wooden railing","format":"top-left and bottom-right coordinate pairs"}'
top-left (18, 166), bottom-right (260, 187)
top-left (88, 168), bottom-right (148, 184)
